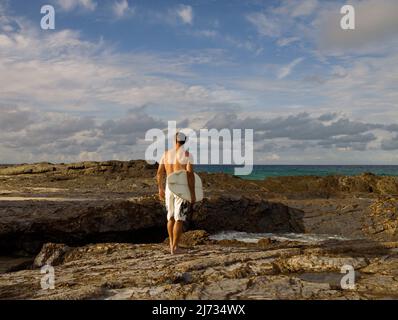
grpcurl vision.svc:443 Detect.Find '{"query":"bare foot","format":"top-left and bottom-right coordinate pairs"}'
top-left (170, 242), bottom-right (174, 255)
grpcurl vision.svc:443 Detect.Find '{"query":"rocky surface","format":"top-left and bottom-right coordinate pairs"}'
top-left (364, 197), bottom-right (398, 241)
top-left (0, 194), bottom-right (304, 255)
top-left (1, 162), bottom-right (396, 202)
top-left (1, 231), bottom-right (398, 300)
top-left (0, 161), bottom-right (157, 178)
top-left (262, 173), bottom-right (398, 198)
top-left (0, 161), bottom-right (398, 300)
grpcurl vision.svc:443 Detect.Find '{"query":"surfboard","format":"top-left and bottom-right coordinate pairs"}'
top-left (167, 170), bottom-right (204, 202)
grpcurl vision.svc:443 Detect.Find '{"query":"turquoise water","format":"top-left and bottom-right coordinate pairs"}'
top-left (196, 165), bottom-right (398, 181)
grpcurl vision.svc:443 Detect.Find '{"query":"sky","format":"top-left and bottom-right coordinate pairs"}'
top-left (0, 0), bottom-right (397, 165)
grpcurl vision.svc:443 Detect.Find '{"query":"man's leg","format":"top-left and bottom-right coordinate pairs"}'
top-left (172, 199), bottom-right (189, 254)
top-left (165, 184), bottom-right (176, 255)
top-left (173, 220), bottom-right (184, 253)
top-left (167, 218), bottom-right (175, 254)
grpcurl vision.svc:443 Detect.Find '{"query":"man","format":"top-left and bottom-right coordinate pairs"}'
top-left (157, 132), bottom-right (196, 255)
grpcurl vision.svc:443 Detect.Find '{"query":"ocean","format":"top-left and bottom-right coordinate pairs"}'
top-left (196, 165), bottom-right (398, 180)
top-left (209, 231), bottom-right (350, 244)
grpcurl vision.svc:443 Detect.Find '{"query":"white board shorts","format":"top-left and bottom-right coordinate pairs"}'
top-left (165, 183), bottom-right (190, 222)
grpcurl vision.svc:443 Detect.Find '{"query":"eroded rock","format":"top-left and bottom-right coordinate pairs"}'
top-left (364, 197), bottom-right (398, 241)
top-left (0, 196), bottom-right (302, 254)
top-left (1, 239), bottom-right (397, 300)
top-left (33, 243), bottom-right (71, 268)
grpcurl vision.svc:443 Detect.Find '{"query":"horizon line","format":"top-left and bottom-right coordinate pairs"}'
top-left (1, 161), bottom-right (398, 167)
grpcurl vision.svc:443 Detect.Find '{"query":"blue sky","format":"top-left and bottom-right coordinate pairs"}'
top-left (0, 0), bottom-right (398, 164)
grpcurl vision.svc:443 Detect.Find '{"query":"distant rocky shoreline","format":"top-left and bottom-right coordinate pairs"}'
top-left (0, 161), bottom-right (397, 299)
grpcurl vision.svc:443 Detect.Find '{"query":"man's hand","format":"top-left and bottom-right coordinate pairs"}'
top-left (186, 159), bottom-right (196, 205)
top-left (159, 189), bottom-right (165, 201)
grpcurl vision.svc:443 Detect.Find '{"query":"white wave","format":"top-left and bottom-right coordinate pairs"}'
top-left (209, 231), bottom-right (349, 244)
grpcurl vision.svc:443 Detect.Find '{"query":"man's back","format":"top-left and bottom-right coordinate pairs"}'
top-left (161, 149), bottom-right (192, 177)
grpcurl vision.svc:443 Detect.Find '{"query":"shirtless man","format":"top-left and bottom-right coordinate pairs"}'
top-left (157, 132), bottom-right (196, 255)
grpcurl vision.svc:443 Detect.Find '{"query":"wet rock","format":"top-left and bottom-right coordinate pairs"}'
top-left (1, 240), bottom-right (397, 300)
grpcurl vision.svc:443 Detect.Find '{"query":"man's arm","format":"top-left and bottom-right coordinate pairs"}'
top-left (186, 154), bottom-right (196, 204)
top-left (157, 155), bottom-right (166, 201)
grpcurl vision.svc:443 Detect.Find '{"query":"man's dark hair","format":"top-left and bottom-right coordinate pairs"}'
top-left (176, 132), bottom-right (187, 145)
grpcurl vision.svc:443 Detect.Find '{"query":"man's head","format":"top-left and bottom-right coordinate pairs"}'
top-left (175, 132), bottom-right (187, 146)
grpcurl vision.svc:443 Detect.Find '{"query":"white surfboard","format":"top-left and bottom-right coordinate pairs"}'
top-left (167, 170), bottom-right (204, 202)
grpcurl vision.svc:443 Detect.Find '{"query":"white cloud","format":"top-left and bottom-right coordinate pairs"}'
top-left (0, 12), bottom-right (236, 111)
top-left (224, 35), bottom-right (264, 55)
top-left (277, 58), bottom-right (304, 79)
top-left (57, 0), bottom-right (97, 12)
top-left (271, 0), bottom-right (319, 17)
top-left (0, 105), bottom-right (166, 163)
top-left (289, 0), bottom-right (318, 17)
top-left (149, 4), bottom-right (194, 27)
top-left (247, 0), bottom-right (318, 38)
top-left (231, 47), bottom-right (398, 125)
top-left (246, 12), bottom-right (281, 37)
top-left (263, 154), bottom-right (281, 161)
top-left (277, 37), bottom-right (300, 47)
top-left (0, 34), bottom-right (13, 47)
top-left (315, 0), bottom-right (398, 55)
top-left (112, 0), bottom-right (134, 19)
top-left (176, 5), bottom-right (193, 25)
top-left (1, 1), bottom-right (398, 164)
top-left (0, 7), bottom-right (249, 163)
top-left (247, 0), bottom-right (398, 57)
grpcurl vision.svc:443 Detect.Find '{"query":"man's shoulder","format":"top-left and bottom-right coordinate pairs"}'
top-left (163, 150), bottom-right (172, 157)
top-left (159, 151), bottom-right (168, 164)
